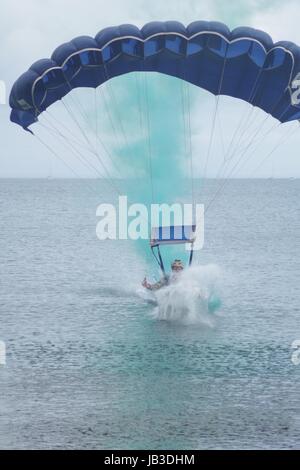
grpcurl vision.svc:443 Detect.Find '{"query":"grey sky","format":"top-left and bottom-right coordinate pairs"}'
top-left (1, 0), bottom-right (300, 178)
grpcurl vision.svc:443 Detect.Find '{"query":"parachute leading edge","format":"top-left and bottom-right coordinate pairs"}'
top-left (9, 21), bottom-right (300, 130)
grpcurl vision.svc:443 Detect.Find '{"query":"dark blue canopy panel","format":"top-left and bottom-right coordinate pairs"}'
top-left (10, 21), bottom-right (300, 130)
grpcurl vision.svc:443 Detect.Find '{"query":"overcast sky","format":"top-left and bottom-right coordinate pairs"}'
top-left (1, 0), bottom-right (300, 178)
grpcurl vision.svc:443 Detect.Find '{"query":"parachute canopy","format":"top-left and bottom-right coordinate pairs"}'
top-left (10, 21), bottom-right (300, 130)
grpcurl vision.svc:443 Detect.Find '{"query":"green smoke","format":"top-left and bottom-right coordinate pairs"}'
top-left (97, 72), bottom-right (198, 272)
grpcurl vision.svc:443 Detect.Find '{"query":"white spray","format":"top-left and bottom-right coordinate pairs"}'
top-left (146, 264), bottom-right (223, 326)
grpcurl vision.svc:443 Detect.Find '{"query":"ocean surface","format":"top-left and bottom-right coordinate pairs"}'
top-left (0, 178), bottom-right (299, 450)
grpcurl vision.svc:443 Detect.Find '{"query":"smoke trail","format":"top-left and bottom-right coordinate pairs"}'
top-left (98, 72), bottom-right (199, 267)
top-left (106, 72), bottom-right (191, 204)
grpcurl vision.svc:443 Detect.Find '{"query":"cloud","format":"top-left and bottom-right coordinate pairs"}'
top-left (1, 0), bottom-right (300, 178)
top-left (250, 0), bottom-right (300, 44)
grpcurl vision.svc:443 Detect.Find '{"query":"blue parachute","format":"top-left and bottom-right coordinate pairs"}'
top-left (9, 21), bottom-right (300, 130)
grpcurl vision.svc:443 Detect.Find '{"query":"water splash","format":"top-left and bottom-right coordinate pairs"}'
top-left (142, 264), bottom-right (223, 326)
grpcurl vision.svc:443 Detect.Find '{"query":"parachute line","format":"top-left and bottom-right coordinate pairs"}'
top-left (33, 133), bottom-right (100, 195)
top-left (144, 71), bottom-right (155, 206)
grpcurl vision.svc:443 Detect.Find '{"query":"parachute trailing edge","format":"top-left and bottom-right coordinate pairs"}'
top-left (9, 20), bottom-right (300, 130)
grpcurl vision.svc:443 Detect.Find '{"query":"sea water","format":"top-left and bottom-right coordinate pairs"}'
top-left (0, 179), bottom-right (299, 449)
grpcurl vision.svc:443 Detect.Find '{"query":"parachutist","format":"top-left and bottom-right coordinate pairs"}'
top-left (142, 259), bottom-right (184, 291)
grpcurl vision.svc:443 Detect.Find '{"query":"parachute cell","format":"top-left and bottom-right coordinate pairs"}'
top-left (10, 21), bottom-right (300, 130)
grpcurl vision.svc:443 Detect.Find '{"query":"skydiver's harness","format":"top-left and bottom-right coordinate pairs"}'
top-left (147, 225), bottom-right (196, 290)
top-left (151, 243), bottom-right (194, 283)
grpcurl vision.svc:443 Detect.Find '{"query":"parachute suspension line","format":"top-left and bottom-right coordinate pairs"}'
top-left (39, 120), bottom-right (98, 165)
top-left (64, 88), bottom-right (96, 133)
top-left (61, 79), bottom-right (124, 180)
top-left (61, 97), bottom-right (97, 149)
top-left (217, 105), bottom-right (272, 181)
top-left (41, 97), bottom-right (151, 226)
top-left (102, 62), bottom-right (129, 149)
top-left (205, 75), bottom-right (296, 211)
top-left (46, 105), bottom-right (123, 182)
top-left (61, 98), bottom-right (120, 181)
top-left (207, 121), bottom-right (297, 212)
top-left (92, 88), bottom-right (124, 191)
top-left (151, 246), bottom-right (166, 277)
top-left (135, 72), bottom-right (144, 136)
top-left (180, 79), bottom-right (189, 188)
top-left (186, 80), bottom-right (195, 209)
top-left (214, 65), bottom-right (269, 177)
top-left (69, 91), bottom-right (124, 179)
top-left (180, 74), bottom-right (195, 208)
top-left (201, 51), bottom-right (227, 203)
top-left (216, 108), bottom-right (226, 164)
top-left (143, 71), bottom-right (155, 206)
top-left (138, 70), bottom-right (156, 218)
top-left (217, 62), bottom-right (266, 168)
top-left (98, 86), bottom-right (123, 150)
top-left (210, 105), bottom-right (252, 182)
top-left (99, 66), bottom-right (155, 207)
top-left (137, 71), bottom-right (150, 167)
top-left (205, 117), bottom-right (298, 213)
top-left (137, 70), bottom-right (154, 208)
top-left (32, 133), bottom-right (100, 196)
top-left (231, 113), bottom-right (271, 158)
top-left (200, 97), bottom-right (220, 202)
top-left (95, 76), bottom-right (152, 229)
top-left (248, 122), bottom-right (300, 177)
top-left (93, 87), bottom-right (126, 186)
top-left (56, 99), bottom-right (94, 149)
top-left (180, 75), bottom-right (194, 207)
top-left (42, 113), bottom-right (95, 154)
top-left (216, 112), bottom-right (272, 181)
top-left (45, 109), bottom-right (89, 149)
top-left (94, 88), bottom-right (98, 151)
top-left (238, 106), bottom-right (263, 143)
top-left (205, 120), bottom-right (281, 212)
top-left (37, 121), bottom-right (123, 195)
top-left (231, 78), bottom-right (297, 162)
top-left (60, 98), bottom-right (123, 194)
top-left (201, 95), bottom-right (220, 202)
top-left (221, 106), bottom-right (255, 165)
top-left (220, 107), bottom-right (257, 173)
top-left (96, 82), bottom-right (147, 211)
top-left (93, 87), bottom-right (126, 193)
top-left (227, 115), bottom-right (277, 169)
top-left (226, 64), bottom-right (267, 157)
top-left (212, 112), bottom-right (275, 200)
top-left (106, 82), bottom-right (129, 149)
top-left (216, 82), bottom-right (296, 187)
top-left (228, 111), bottom-right (270, 161)
top-left (138, 67), bottom-right (154, 212)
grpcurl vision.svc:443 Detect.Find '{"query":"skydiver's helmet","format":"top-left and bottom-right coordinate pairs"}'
top-left (171, 259), bottom-right (184, 272)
